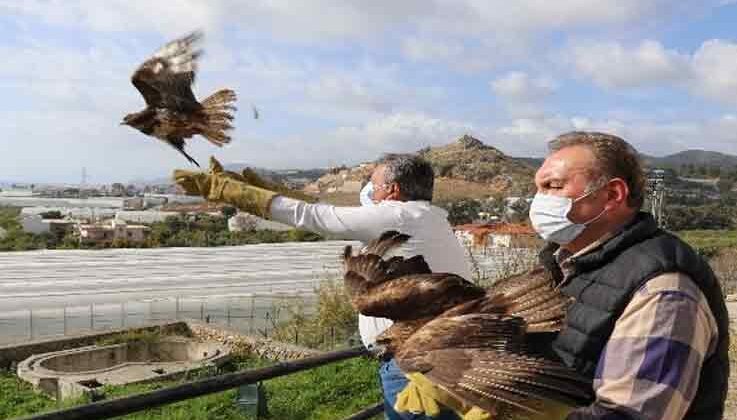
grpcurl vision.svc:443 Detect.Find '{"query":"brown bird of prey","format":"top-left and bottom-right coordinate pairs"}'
top-left (121, 31), bottom-right (237, 167)
top-left (343, 231), bottom-right (593, 417)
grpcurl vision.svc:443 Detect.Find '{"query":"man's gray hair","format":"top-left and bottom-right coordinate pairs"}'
top-left (379, 153), bottom-right (434, 201)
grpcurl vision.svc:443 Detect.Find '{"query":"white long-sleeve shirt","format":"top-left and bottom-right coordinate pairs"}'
top-left (269, 196), bottom-right (473, 347)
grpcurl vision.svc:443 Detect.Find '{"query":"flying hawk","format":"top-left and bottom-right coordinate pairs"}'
top-left (343, 231), bottom-right (592, 417)
top-left (121, 31), bottom-right (237, 167)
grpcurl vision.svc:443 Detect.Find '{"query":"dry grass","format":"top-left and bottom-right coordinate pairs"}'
top-left (433, 178), bottom-right (509, 202)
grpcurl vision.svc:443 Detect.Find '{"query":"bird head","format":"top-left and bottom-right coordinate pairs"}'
top-left (120, 113), bottom-right (135, 126)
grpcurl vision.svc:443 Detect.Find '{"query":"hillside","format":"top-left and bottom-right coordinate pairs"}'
top-left (513, 150), bottom-right (737, 172)
top-left (642, 150), bottom-right (737, 170)
top-left (310, 135), bottom-right (537, 203)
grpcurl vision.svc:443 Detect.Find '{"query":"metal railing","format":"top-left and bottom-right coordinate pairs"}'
top-left (16, 346), bottom-right (380, 420)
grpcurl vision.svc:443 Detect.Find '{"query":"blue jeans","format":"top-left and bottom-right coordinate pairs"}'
top-left (379, 358), bottom-right (459, 420)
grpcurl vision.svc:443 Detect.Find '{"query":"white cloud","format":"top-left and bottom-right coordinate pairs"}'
top-left (565, 38), bottom-right (737, 106)
top-left (690, 40), bottom-right (737, 105)
top-left (490, 72), bottom-right (558, 118)
top-left (491, 72), bottom-right (557, 101)
top-left (493, 112), bottom-right (737, 158)
top-left (564, 40), bottom-right (690, 88)
top-left (2, 0), bottom-right (705, 72)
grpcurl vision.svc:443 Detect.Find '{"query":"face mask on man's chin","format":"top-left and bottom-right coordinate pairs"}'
top-left (360, 181), bottom-right (375, 207)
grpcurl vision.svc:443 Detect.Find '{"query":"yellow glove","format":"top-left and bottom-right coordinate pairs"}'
top-left (173, 157), bottom-right (277, 218)
top-left (173, 157), bottom-right (318, 216)
top-left (395, 372), bottom-right (493, 420)
top-left (395, 373), bottom-right (574, 420)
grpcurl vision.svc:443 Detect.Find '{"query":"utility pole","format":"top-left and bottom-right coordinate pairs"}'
top-left (647, 169), bottom-right (667, 228)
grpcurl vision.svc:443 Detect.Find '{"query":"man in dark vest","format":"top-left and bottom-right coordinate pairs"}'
top-left (529, 131), bottom-right (729, 420)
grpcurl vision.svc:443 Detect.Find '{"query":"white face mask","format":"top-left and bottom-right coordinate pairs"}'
top-left (529, 186), bottom-right (608, 244)
top-left (360, 181), bottom-right (375, 206)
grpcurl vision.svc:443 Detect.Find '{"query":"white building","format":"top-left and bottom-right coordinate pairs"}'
top-left (228, 213), bottom-right (293, 232)
top-left (20, 214), bottom-right (49, 234)
top-left (78, 219), bottom-right (149, 246)
top-left (115, 211), bottom-right (179, 224)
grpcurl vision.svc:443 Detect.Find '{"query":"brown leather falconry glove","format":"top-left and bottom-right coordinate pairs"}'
top-left (173, 157), bottom-right (316, 218)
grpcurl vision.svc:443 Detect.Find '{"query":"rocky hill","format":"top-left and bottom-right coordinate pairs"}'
top-left (309, 135), bottom-right (537, 204)
top-left (419, 135), bottom-right (536, 197)
top-left (641, 150), bottom-right (737, 170)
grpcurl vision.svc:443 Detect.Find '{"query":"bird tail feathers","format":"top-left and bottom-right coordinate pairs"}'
top-left (199, 89), bottom-right (237, 146)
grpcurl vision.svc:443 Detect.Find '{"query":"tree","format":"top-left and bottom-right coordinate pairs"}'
top-left (221, 206), bottom-right (237, 219)
top-left (438, 199), bottom-right (482, 225)
top-left (40, 210), bottom-right (63, 219)
top-left (506, 198), bottom-right (531, 224)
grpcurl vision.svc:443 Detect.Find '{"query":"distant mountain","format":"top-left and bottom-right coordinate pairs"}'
top-left (312, 134), bottom-right (537, 203)
top-left (418, 135), bottom-right (536, 197)
top-left (511, 150), bottom-right (737, 172)
top-left (641, 150), bottom-right (737, 170)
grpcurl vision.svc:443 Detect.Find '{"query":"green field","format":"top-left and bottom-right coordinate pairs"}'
top-left (0, 355), bottom-right (381, 420)
top-left (676, 230), bottom-right (737, 255)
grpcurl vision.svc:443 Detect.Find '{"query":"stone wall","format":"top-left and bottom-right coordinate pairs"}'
top-left (187, 321), bottom-right (321, 360)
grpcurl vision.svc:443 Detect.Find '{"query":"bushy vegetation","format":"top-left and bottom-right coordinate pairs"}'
top-left (0, 207), bottom-right (322, 252)
top-left (665, 202), bottom-right (736, 231)
top-left (269, 280), bottom-right (359, 350)
top-left (0, 207), bottom-right (56, 251)
top-left (677, 230), bottom-right (737, 257)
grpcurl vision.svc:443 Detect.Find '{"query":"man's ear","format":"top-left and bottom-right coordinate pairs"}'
top-left (606, 178), bottom-right (629, 209)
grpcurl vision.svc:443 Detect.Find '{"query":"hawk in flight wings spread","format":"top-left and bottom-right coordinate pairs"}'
top-left (343, 231), bottom-right (593, 417)
top-left (121, 31), bottom-right (237, 167)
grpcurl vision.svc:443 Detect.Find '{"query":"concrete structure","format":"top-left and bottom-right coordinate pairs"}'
top-left (454, 222), bottom-right (542, 250)
top-left (20, 214), bottom-right (49, 235)
top-left (20, 215), bottom-right (75, 237)
top-left (115, 210), bottom-right (179, 224)
top-left (17, 336), bottom-right (230, 399)
top-left (78, 219), bottom-right (149, 246)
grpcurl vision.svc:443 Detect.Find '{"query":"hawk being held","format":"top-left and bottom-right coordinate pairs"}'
top-left (343, 231), bottom-right (593, 418)
top-left (121, 31), bottom-right (237, 167)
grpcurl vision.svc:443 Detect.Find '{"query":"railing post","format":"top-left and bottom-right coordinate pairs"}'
top-left (63, 307), bottom-right (68, 336)
top-left (249, 296), bottom-right (255, 334)
top-left (29, 309), bottom-right (33, 340)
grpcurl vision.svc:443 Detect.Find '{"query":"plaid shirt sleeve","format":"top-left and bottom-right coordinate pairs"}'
top-left (566, 272), bottom-right (719, 420)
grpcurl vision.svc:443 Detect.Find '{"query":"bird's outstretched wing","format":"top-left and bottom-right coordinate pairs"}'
top-left (396, 313), bottom-right (592, 415)
top-left (393, 270), bottom-right (589, 414)
top-left (131, 31), bottom-right (203, 112)
top-left (420, 348), bottom-right (593, 415)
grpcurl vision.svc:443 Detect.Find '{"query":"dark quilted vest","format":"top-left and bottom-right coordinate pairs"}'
top-left (540, 212), bottom-right (730, 420)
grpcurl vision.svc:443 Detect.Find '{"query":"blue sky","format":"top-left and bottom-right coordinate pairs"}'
top-left (1, 0), bottom-right (737, 183)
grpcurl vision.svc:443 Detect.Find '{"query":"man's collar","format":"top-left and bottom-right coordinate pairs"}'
top-left (554, 213), bottom-right (637, 269)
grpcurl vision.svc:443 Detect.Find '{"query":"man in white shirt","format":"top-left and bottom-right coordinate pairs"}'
top-left (174, 154), bottom-right (471, 419)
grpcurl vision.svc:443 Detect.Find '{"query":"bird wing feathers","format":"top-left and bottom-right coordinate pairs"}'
top-left (131, 31), bottom-right (203, 112)
top-left (422, 348), bottom-right (592, 414)
top-left (343, 230), bottom-right (590, 415)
